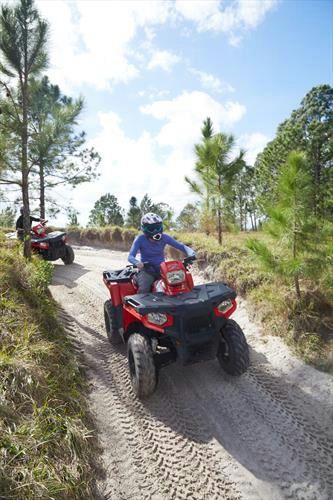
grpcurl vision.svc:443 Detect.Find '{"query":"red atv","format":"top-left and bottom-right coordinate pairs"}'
top-left (30, 221), bottom-right (75, 265)
top-left (103, 257), bottom-right (249, 398)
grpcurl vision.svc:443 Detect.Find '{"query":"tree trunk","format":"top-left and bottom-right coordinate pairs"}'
top-left (218, 176), bottom-right (222, 245)
top-left (249, 211), bottom-right (254, 231)
top-left (292, 206), bottom-right (300, 299)
top-left (253, 209), bottom-right (258, 231)
top-left (21, 80), bottom-right (31, 259)
top-left (294, 276), bottom-right (301, 300)
top-left (39, 160), bottom-right (45, 219)
top-left (21, 16), bottom-right (31, 259)
top-left (313, 143), bottom-right (321, 216)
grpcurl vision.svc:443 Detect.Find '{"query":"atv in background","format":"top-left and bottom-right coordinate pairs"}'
top-left (30, 221), bottom-right (75, 265)
top-left (103, 256), bottom-right (250, 398)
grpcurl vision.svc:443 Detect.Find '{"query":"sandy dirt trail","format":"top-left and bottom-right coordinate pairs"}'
top-left (49, 246), bottom-right (333, 500)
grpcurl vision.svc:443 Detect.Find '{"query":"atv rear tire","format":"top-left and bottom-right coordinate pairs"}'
top-left (217, 319), bottom-right (249, 375)
top-left (62, 244), bottom-right (75, 265)
top-left (104, 300), bottom-right (122, 345)
top-left (127, 333), bottom-right (157, 398)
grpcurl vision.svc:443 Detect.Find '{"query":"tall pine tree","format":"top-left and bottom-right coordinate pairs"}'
top-left (0, 0), bottom-right (48, 257)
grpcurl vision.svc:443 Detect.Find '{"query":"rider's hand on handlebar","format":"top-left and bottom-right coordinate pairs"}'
top-left (136, 262), bottom-right (145, 270)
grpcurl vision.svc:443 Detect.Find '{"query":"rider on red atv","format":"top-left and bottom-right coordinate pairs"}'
top-left (104, 212), bottom-right (250, 398)
top-left (128, 212), bottom-right (196, 293)
top-left (15, 206), bottom-right (44, 240)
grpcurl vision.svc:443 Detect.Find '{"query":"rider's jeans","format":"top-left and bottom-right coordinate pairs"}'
top-left (136, 270), bottom-right (159, 293)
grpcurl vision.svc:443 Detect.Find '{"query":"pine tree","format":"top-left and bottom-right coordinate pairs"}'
top-left (126, 196), bottom-right (141, 228)
top-left (88, 193), bottom-right (124, 227)
top-left (255, 85), bottom-right (333, 218)
top-left (29, 76), bottom-right (100, 218)
top-left (186, 118), bottom-right (244, 243)
top-left (248, 151), bottom-right (322, 299)
top-left (0, 0), bottom-right (48, 257)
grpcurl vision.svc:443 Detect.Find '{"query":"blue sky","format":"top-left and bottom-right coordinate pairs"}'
top-left (3, 0), bottom-right (332, 225)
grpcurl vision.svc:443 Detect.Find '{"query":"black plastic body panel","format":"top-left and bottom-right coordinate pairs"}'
top-left (162, 304), bottom-right (226, 365)
top-left (123, 283), bottom-right (236, 366)
top-left (123, 282), bottom-right (235, 315)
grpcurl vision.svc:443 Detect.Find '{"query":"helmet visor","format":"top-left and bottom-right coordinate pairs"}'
top-left (143, 222), bottom-right (163, 236)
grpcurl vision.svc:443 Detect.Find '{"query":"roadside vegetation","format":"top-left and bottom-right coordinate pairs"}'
top-left (173, 231), bottom-right (333, 373)
top-left (63, 224), bottom-right (333, 373)
top-left (0, 234), bottom-right (97, 499)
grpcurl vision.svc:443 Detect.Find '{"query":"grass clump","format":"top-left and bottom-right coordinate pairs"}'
top-left (0, 235), bottom-right (97, 499)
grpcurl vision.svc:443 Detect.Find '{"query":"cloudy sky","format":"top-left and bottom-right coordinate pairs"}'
top-left (3, 0), bottom-right (332, 225)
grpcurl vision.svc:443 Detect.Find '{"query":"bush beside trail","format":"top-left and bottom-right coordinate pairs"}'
top-left (0, 233), bottom-right (98, 499)
top-left (167, 232), bottom-right (333, 373)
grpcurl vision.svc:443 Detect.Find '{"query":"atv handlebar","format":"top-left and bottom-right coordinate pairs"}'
top-left (183, 255), bottom-right (196, 269)
top-left (129, 257), bottom-right (196, 271)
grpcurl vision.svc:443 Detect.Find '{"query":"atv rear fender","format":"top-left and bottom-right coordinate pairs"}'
top-left (103, 268), bottom-right (137, 307)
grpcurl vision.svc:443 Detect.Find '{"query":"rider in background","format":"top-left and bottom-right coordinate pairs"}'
top-left (15, 207), bottom-right (44, 240)
top-left (128, 212), bottom-right (196, 293)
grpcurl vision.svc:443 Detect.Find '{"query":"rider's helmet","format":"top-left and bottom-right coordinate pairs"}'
top-left (141, 213), bottom-right (163, 241)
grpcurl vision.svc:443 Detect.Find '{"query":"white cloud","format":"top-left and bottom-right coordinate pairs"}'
top-left (63, 110), bottom-right (196, 223)
top-left (147, 50), bottom-right (181, 72)
top-left (190, 68), bottom-right (235, 93)
top-left (174, 0), bottom-right (223, 31)
top-left (141, 91), bottom-right (246, 149)
top-left (237, 0), bottom-right (278, 29)
top-left (36, 0), bottom-right (173, 92)
top-left (138, 89), bottom-right (171, 100)
top-left (34, 0), bottom-right (278, 94)
top-left (58, 91), bottom-right (246, 225)
top-left (175, 0), bottom-right (278, 44)
top-left (238, 132), bottom-right (270, 165)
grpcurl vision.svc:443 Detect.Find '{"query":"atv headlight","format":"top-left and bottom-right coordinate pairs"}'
top-left (147, 313), bottom-right (168, 325)
top-left (217, 299), bottom-right (233, 313)
top-left (166, 270), bottom-right (185, 284)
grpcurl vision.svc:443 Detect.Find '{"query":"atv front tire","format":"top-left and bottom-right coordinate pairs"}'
top-left (127, 333), bottom-right (157, 398)
top-left (217, 319), bottom-right (250, 375)
top-left (104, 300), bottom-right (122, 344)
top-left (62, 244), bottom-right (75, 265)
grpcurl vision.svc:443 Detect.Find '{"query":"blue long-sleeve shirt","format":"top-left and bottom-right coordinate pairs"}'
top-left (128, 234), bottom-right (195, 274)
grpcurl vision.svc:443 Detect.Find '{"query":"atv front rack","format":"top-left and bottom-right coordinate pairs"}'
top-left (123, 282), bottom-right (236, 315)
